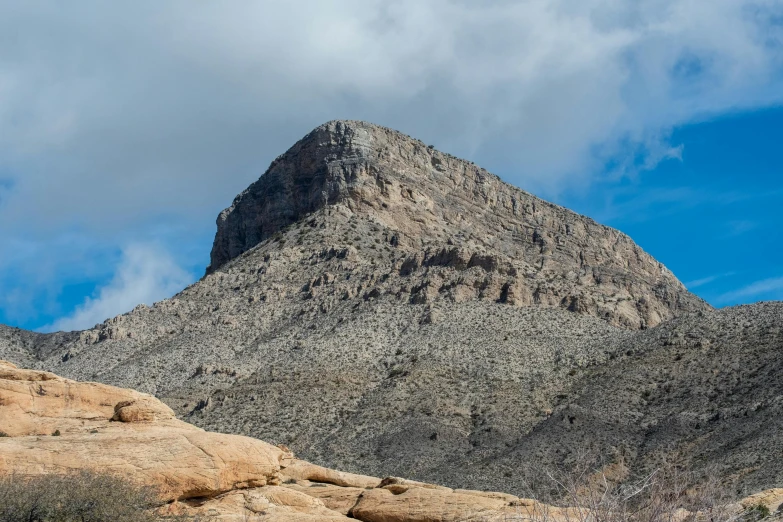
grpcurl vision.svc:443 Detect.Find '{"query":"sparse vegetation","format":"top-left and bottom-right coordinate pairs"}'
top-left (517, 453), bottom-right (746, 522)
top-left (744, 503), bottom-right (772, 521)
top-left (0, 470), bottom-right (163, 522)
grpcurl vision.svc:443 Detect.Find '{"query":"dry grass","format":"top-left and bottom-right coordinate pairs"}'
top-left (0, 470), bottom-right (163, 522)
top-left (505, 453), bottom-right (770, 522)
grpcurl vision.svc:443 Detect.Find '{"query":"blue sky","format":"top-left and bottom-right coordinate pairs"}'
top-left (560, 107), bottom-right (783, 307)
top-left (0, 1), bottom-right (782, 332)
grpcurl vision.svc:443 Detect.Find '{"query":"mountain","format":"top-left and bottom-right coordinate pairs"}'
top-left (1, 121), bottom-right (779, 499)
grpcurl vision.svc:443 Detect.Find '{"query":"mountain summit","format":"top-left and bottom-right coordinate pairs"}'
top-left (209, 120), bottom-right (703, 328)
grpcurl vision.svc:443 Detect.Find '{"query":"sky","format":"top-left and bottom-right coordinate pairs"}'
top-left (0, 1), bottom-right (781, 332)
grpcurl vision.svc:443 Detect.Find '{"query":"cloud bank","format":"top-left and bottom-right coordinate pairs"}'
top-left (44, 244), bottom-right (192, 332)
top-left (2, 1), bottom-right (783, 227)
top-left (1, 1), bottom-right (782, 326)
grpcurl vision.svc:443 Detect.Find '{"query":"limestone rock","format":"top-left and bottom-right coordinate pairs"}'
top-left (208, 120), bottom-right (705, 329)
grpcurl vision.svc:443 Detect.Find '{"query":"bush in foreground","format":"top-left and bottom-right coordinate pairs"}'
top-left (0, 470), bottom-right (161, 522)
top-left (515, 453), bottom-right (775, 522)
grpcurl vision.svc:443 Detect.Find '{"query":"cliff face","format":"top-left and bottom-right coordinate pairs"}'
top-left (209, 120), bottom-right (704, 329)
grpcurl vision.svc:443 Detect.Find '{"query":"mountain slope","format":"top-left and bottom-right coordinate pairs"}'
top-left (0, 325), bottom-right (76, 367)
top-left (6, 120), bottom-right (779, 499)
top-left (503, 302), bottom-right (783, 498)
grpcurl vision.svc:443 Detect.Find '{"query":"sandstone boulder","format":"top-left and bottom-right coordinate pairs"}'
top-left (282, 458), bottom-right (381, 489)
top-left (740, 488), bottom-right (783, 514)
top-left (284, 480), bottom-right (367, 515)
top-left (179, 486), bottom-right (351, 521)
top-left (0, 360), bottom-right (182, 436)
top-left (0, 360), bottom-right (284, 501)
top-left (351, 486), bottom-right (514, 522)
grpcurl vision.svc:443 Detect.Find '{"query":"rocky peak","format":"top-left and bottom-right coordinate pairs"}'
top-left (208, 120), bottom-right (376, 273)
top-left (208, 120), bottom-right (706, 328)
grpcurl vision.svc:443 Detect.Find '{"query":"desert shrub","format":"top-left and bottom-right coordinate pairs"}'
top-left (743, 504), bottom-right (771, 521)
top-left (0, 470), bottom-right (162, 522)
top-left (387, 367), bottom-right (407, 378)
top-left (515, 452), bottom-right (742, 522)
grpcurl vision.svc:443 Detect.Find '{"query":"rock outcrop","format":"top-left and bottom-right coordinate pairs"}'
top-left (0, 361), bottom-right (578, 521)
top-left (0, 360), bottom-right (285, 501)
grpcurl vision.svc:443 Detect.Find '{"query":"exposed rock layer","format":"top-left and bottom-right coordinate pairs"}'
top-left (210, 120), bottom-right (705, 328)
top-left (0, 360), bottom-right (284, 501)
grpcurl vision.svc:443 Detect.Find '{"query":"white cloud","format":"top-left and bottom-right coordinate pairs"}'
top-left (43, 244), bottom-right (192, 332)
top-left (685, 272), bottom-right (736, 289)
top-left (715, 276), bottom-right (783, 304)
top-left (1, 1), bottom-right (782, 232)
top-left (1, 1), bottom-right (782, 327)
top-left (726, 220), bottom-right (758, 236)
